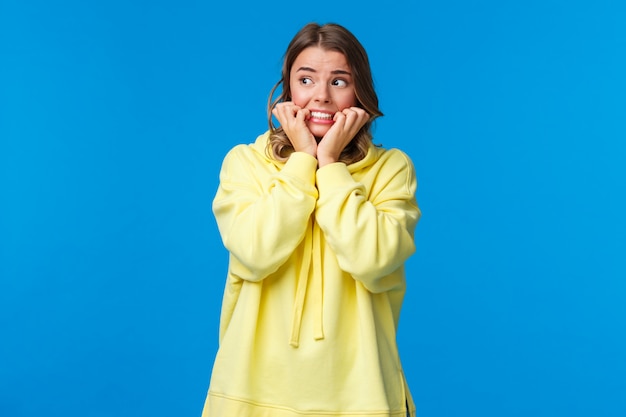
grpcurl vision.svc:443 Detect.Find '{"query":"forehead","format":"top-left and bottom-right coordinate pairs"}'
top-left (291, 46), bottom-right (350, 72)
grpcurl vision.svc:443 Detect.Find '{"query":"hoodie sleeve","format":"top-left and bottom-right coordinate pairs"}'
top-left (213, 146), bottom-right (319, 282)
top-left (314, 149), bottom-right (420, 293)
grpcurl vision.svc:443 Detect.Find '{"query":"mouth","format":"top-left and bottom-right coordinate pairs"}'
top-left (309, 111), bottom-right (335, 123)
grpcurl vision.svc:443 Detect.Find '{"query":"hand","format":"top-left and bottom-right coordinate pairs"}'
top-left (272, 102), bottom-right (318, 157)
top-left (317, 107), bottom-right (370, 167)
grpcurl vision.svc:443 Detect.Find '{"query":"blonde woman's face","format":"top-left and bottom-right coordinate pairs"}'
top-left (289, 47), bottom-right (357, 139)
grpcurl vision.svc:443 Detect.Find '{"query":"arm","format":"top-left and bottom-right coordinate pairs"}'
top-left (213, 145), bottom-right (318, 281)
top-left (314, 149), bottom-right (420, 293)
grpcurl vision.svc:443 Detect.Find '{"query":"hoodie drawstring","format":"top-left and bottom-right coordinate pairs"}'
top-left (312, 223), bottom-right (324, 341)
top-left (289, 220), bottom-right (324, 347)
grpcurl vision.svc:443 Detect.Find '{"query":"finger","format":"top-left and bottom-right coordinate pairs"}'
top-left (334, 109), bottom-right (359, 134)
top-left (295, 108), bottom-right (309, 123)
top-left (342, 107), bottom-right (369, 131)
top-left (332, 110), bottom-right (346, 125)
top-left (273, 103), bottom-right (301, 126)
top-left (342, 107), bottom-right (367, 121)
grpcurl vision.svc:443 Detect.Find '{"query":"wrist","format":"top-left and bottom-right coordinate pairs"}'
top-left (317, 155), bottom-right (337, 167)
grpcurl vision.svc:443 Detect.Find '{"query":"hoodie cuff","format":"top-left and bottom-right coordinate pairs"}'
top-left (315, 162), bottom-right (353, 191)
top-left (283, 152), bottom-right (319, 184)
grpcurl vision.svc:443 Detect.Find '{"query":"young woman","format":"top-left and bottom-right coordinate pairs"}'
top-left (201, 22), bottom-right (421, 417)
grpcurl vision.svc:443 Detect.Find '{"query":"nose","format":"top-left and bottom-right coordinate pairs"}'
top-left (313, 84), bottom-right (331, 103)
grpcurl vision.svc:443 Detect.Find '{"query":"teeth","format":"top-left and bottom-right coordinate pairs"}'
top-left (310, 111), bottom-right (333, 120)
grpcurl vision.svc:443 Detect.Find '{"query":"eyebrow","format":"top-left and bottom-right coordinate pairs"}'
top-left (295, 66), bottom-right (352, 76)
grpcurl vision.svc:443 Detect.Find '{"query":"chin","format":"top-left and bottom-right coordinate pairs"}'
top-left (308, 125), bottom-right (331, 139)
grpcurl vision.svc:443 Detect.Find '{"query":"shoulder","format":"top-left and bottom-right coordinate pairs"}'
top-left (369, 145), bottom-right (416, 172)
top-left (363, 146), bottom-right (417, 194)
top-left (218, 132), bottom-right (283, 180)
top-left (222, 131), bottom-right (271, 161)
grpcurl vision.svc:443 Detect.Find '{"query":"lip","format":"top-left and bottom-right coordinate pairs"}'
top-left (308, 110), bottom-right (335, 124)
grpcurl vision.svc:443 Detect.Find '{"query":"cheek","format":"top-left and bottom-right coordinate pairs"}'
top-left (289, 80), bottom-right (303, 105)
top-left (336, 92), bottom-right (357, 111)
top-left (290, 88), bottom-right (306, 107)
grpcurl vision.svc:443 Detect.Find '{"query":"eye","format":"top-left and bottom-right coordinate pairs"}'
top-left (300, 77), bottom-right (313, 85)
top-left (332, 79), bottom-right (348, 87)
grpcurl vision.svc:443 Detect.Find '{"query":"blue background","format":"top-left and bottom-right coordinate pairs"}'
top-left (1, 1), bottom-right (625, 416)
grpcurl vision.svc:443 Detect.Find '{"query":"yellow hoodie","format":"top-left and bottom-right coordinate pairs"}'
top-left (202, 132), bottom-right (421, 417)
